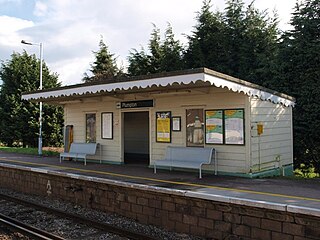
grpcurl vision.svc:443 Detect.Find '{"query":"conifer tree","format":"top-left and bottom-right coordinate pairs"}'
top-left (128, 24), bottom-right (183, 76)
top-left (184, 0), bottom-right (279, 86)
top-left (83, 37), bottom-right (122, 82)
top-left (276, 0), bottom-right (320, 171)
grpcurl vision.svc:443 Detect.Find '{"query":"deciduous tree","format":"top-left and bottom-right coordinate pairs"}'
top-left (0, 51), bottom-right (63, 147)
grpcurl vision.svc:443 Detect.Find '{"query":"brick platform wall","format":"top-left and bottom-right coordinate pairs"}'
top-left (0, 165), bottom-right (319, 239)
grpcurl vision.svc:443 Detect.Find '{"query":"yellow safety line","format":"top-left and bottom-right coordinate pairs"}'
top-left (1, 158), bottom-right (320, 203)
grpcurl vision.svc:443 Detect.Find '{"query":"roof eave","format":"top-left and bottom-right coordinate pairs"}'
top-left (21, 68), bottom-right (295, 107)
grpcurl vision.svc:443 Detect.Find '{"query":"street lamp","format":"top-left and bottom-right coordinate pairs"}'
top-left (21, 40), bottom-right (43, 156)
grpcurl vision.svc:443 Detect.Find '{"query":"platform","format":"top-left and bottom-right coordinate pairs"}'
top-left (0, 152), bottom-right (319, 216)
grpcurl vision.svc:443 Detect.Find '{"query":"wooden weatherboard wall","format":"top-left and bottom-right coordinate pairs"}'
top-left (249, 97), bottom-right (293, 174)
top-left (63, 87), bottom-right (253, 175)
top-left (62, 85), bottom-right (293, 177)
top-left (149, 88), bottom-right (248, 174)
top-left (64, 100), bottom-right (120, 163)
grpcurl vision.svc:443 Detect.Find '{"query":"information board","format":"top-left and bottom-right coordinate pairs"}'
top-left (224, 109), bottom-right (244, 144)
top-left (156, 111), bottom-right (171, 143)
top-left (205, 110), bottom-right (223, 144)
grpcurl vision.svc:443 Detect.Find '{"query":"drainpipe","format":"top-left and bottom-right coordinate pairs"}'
top-left (258, 134), bottom-right (261, 171)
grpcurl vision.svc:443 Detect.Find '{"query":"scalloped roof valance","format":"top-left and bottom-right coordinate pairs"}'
top-left (22, 68), bottom-right (295, 107)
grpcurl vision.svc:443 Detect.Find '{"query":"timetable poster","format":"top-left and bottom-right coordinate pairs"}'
top-left (224, 109), bottom-right (244, 144)
top-left (156, 111), bottom-right (171, 143)
top-left (205, 110), bottom-right (223, 144)
top-left (102, 112), bottom-right (113, 139)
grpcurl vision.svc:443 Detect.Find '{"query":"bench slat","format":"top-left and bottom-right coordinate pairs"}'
top-left (60, 143), bottom-right (98, 165)
top-left (154, 146), bottom-right (217, 178)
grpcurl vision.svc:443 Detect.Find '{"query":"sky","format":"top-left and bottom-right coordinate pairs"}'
top-left (0, 0), bottom-right (297, 86)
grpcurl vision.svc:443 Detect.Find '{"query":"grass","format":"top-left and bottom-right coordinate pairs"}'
top-left (0, 146), bottom-right (60, 157)
top-left (294, 164), bottom-right (319, 179)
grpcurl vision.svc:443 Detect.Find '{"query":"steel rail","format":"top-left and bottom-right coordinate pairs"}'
top-left (0, 193), bottom-right (157, 240)
top-left (0, 212), bottom-right (65, 240)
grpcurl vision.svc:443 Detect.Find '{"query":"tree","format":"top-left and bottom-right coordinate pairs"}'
top-left (83, 37), bottom-right (123, 82)
top-left (160, 24), bottom-right (184, 71)
top-left (0, 51), bottom-right (63, 147)
top-left (128, 24), bottom-right (184, 76)
top-left (127, 47), bottom-right (151, 76)
top-left (184, 1), bottom-right (228, 72)
top-left (276, 0), bottom-right (320, 171)
top-left (240, 2), bottom-right (279, 86)
top-left (184, 0), bottom-right (279, 86)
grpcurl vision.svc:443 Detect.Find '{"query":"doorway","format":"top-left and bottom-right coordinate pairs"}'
top-left (123, 111), bottom-right (149, 165)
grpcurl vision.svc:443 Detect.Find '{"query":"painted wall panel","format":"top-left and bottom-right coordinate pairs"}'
top-left (250, 97), bottom-right (293, 173)
top-left (63, 87), bottom-right (292, 175)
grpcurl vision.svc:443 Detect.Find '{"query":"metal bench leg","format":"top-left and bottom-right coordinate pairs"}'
top-left (214, 151), bottom-right (217, 175)
top-left (100, 144), bottom-right (102, 164)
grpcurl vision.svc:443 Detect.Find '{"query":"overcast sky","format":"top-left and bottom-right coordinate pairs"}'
top-left (0, 0), bottom-right (297, 86)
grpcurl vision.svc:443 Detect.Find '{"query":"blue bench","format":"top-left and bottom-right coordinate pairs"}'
top-left (60, 143), bottom-right (98, 166)
top-left (154, 146), bottom-right (217, 178)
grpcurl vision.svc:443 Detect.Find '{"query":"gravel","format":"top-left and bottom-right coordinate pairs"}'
top-left (0, 188), bottom-right (203, 240)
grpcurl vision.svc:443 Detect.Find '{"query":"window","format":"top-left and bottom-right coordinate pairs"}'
top-left (86, 113), bottom-right (96, 143)
top-left (205, 109), bottom-right (244, 145)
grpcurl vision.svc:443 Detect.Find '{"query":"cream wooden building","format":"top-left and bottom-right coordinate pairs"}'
top-left (22, 68), bottom-right (295, 178)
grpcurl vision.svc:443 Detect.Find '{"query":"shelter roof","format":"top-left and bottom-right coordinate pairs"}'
top-left (22, 68), bottom-right (295, 107)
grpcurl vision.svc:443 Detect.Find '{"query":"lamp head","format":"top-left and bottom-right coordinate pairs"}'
top-left (21, 40), bottom-right (33, 45)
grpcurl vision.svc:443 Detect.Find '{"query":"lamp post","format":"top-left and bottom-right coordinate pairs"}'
top-left (21, 40), bottom-right (43, 156)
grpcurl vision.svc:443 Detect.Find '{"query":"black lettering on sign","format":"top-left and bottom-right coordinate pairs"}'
top-left (120, 100), bottom-right (153, 109)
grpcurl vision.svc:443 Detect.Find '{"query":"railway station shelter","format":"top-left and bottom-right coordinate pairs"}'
top-left (22, 68), bottom-right (295, 178)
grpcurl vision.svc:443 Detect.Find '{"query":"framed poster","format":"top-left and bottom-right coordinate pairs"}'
top-left (186, 109), bottom-right (204, 147)
top-left (156, 111), bottom-right (171, 143)
top-left (224, 109), bottom-right (244, 145)
top-left (172, 116), bottom-right (181, 131)
top-left (205, 110), bottom-right (223, 144)
top-left (101, 112), bottom-right (113, 139)
top-left (86, 113), bottom-right (96, 143)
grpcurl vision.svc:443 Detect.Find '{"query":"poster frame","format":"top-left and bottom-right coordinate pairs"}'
top-left (205, 109), bottom-right (224, 145)
top-left (186, 109), bottom-right (204, 147)
top-left (156, 111), bottom-right (172, 143)
top-left (172, 116), bottom-right (181, 132)
top-left (86, 113), bottom-right (96, 143)
top-left (224, 108), bottom-right (245, 145)
top-left (101, 112), bottom-right (113, 140)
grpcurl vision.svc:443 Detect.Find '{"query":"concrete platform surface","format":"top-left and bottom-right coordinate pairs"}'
top-left (0, 152), bottom-right (319, 216)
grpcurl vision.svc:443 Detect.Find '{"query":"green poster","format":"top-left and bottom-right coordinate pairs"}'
top-left (205, 110), bottom-right (223, 144)
top-left (224, 109), bottom-right (244, 144)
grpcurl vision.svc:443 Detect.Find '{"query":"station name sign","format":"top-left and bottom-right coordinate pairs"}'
top-left (118, 100), bottom-right (154, 109)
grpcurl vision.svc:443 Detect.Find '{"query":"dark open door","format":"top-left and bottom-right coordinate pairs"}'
top-left (124, 111), bottom-right (149, 164)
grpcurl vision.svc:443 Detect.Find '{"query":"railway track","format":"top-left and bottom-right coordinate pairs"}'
top-left (0, 193), bottom-right (157, 240)
top-left (0, 212), bottom-right (64, 239)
